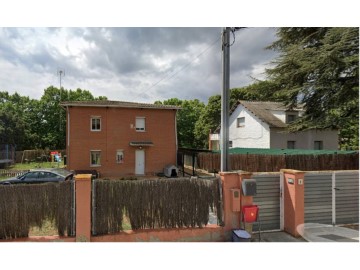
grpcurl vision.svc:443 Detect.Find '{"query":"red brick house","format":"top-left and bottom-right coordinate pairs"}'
top-left (61, 100), bottom-right (180, 177)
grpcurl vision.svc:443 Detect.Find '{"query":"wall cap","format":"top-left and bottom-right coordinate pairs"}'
top-left (238, 171), bottom-right (252, 175)
top-left (280, 169), bottom-right (305, 174)
top-left (75, 174), bottom-right (92, 181)
top-left (219, 171), bottom-right (240, 176)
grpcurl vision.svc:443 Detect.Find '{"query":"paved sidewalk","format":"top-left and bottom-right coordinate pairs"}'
top-left (297, 223), bottom-right (359, 242)
top-left (243, 224), bottom-right (359, 242)
top-left (249, 231), bottom-right (306, 242)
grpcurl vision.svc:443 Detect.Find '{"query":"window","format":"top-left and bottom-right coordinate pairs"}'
top-left (116, 150), bottom-right (124, 164)
top-left (287, 141), bottom-right (296, 149)
top-left (314, 141), bottom-right (323, 150)
top-left (237, 117), bottom-right (245, 127)
top-left (136, 117), bottom-right (145, 131)
top-left (90, 151), bottom-right (101, 166)
top-left (91, 117), bottom-right (101, 131)
top-left (38, 172), bottom-right (57, 179)
top-left (229, 141), bottom-right (233, 148)
top-left (23, 172), bottom-right (39, 180)
top-left (286, 114), bottom-right (297, 124)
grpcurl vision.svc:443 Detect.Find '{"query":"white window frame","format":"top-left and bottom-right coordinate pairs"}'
top-left (229, 141), bottom-right (233, 148)
top-left (90, 150), bottom-right (101, 167)
top-left (135, 117), bottom-right (146, 132)
top-left (237, 117), bottom-right (245, 128)
top-left (116, 150), bottom-right (124, 164)
top-left (91, 116), bottom-right (101, 132)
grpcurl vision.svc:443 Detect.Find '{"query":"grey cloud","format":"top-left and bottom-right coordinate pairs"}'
top-left (80, 27), bottom-right (221, 76)
top-left (0, 27), bottom-right (279, 103)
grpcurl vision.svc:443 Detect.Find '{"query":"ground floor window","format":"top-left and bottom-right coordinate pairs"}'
top-left (116, 150), bottom-right (124, 163)
top-left (90, 150), bottom-right (101, 166)
top-left (314, 141), bottom-right (323, 150)
top-left (287, 141), bottom-right (296, 149)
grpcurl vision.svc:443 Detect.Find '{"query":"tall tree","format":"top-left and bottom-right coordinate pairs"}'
top-left (39, 86), bottom-right (108, 149)
top-left (266, 27), bottom-right (359, 149)
top-left (155, 98), bottom-right (205, 148)
top-left (0, 91), bottom-right (40, 150)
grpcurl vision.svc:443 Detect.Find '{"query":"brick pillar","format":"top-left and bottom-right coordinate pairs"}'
top-left (220, 172), bottom-right (241, 230)
top-left (75, 174), bottom-right (92, 242)
top-left (238, 172), bottom-right (253, 232)
top-left (281, 169), bottom-right (305, 237)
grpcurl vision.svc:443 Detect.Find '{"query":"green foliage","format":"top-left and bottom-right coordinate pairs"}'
top-left (0, 87), bottom-right (107, 150)
top-left (0, 92), bottom-right (33, 149)
top-left (155, 98), bottom-right (205, 148)
top-left (194, 95), bottom-right (221, 149)
top-left (266, 27), bottom-right (359, 149)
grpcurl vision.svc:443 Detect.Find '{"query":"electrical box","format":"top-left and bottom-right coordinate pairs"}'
top-left (242, 179), bottom-right (257, 196)
top-left (230, 189), bottom-right (241, 212)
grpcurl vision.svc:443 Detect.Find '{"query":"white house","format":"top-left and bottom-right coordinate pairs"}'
top-left (209, 100), bottom-right (339, 150)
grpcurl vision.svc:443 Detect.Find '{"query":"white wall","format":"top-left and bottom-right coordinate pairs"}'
top-left (271, 110), bottom-right (286, 122)
top-left (270, 128), bottom-right (339, 150)
top-left (228, 105), bottom-right (270, 148)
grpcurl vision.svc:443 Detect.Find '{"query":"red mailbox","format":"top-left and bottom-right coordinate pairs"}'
top-left (242, 205), bottom-right (259, 223)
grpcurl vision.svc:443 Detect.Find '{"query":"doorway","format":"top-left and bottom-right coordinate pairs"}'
top-left (135, 150), bottom-right (145, 175)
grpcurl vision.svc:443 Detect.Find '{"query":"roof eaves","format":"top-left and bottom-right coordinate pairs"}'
top-left (60, 101), bottom-right (181, 110)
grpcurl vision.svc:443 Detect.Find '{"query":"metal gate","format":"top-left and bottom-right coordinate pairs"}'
top-left (252, 173), bottom-right (281, 231)
top-left (304, 171), bottom-right (359, 225)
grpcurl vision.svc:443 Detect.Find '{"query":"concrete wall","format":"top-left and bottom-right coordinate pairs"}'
top-left (228, 104), bottom-right (270, 149)
top-left (66, 106), bottom-right (177, 177)
top-left (270, 128), bottom-right (339, 150)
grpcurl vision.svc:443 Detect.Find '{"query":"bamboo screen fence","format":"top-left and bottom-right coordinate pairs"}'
top-left (93, 178), bottom-right (221, 235)
top-left (0, 181), bottom-right (73, 239)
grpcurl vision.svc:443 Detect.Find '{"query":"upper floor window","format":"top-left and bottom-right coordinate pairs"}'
top-left (91, 117), bottom-right (101, 131)
top-left (286, 114), bottom-right (297, 124)
top-left (136, 117), bottom-right (146, 132)
top-left (314, 141), bottom-right (323, 150)
top-left (237, 117), bottom-right (245, 128)
top-left (229, 141), bottom-right (233, 148)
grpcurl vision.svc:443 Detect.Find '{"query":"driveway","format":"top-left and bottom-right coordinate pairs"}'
top-left (296, 223), bottom-right (359, 242)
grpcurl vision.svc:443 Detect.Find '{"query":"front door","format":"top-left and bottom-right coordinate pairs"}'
top-left (135, 150), bottom-right (145, 175)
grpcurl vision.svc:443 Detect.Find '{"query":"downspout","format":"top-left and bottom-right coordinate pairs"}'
top-left (67, 106), bottom-right (70, 167)
top-left (60, 104), bottom-right (70, 167)
top-left (174, 110), bottom-right (178, 166)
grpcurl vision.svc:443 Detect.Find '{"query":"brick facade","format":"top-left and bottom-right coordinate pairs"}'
top-left (64, 103), bottom-right (178, 177)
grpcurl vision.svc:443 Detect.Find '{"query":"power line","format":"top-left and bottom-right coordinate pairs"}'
top-left (135, 35), bottom-right (221, 98)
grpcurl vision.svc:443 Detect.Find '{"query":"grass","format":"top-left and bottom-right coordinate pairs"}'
top-left (7, 161), bottom-right (65, 170)
top-left (0, 161), bottom-right (65, 181)
top-left (29, 219), bottom-right (59, 237)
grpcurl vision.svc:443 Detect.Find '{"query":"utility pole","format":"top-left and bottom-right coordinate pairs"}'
top-left (221, 27), bottom-right (231, 172)
top-left (58, 69), bottom-right (65, 89)
top-left (58, 69), bottom-right (65, 131)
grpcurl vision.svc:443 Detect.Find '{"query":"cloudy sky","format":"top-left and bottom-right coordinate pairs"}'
top-left (0, 27), bottom-right (278, 103)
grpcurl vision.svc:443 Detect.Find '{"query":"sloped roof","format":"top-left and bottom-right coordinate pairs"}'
top-left (233, 100), bottom-right (303, 128)
top-left (60, 100), bottom-right (180, 110)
